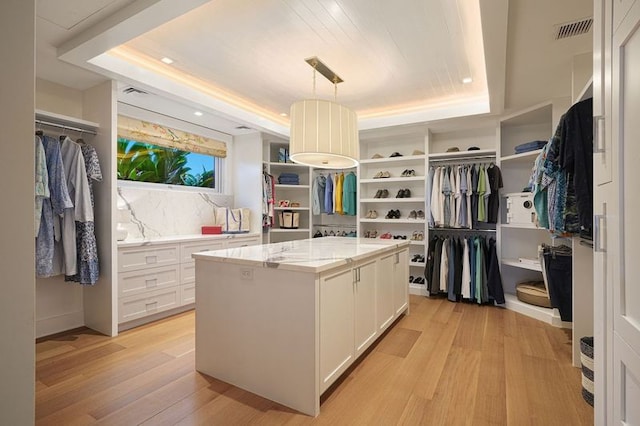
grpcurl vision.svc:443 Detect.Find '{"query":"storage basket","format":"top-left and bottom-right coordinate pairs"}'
top-left (278, 210), bottom-right (299, 229)
top-left (580, 336), bottom-right (594, 407)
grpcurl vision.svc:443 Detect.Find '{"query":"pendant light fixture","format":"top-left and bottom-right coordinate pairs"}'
top-left (289, 57), bottom-right (359, 169)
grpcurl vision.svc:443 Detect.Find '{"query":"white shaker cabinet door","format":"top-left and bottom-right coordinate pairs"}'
top-left (376, 252), bottom-right (396, 331)
top-left (354, 259), bottom-right (378, 357)
top-left (319, 266), bottom-right (355, 393)
top-left (393, 248), bottom-right (409, 315)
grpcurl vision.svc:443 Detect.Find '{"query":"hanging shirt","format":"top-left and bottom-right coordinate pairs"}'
top-left (335, 172), bottom-right (344, 214)
top-left (312, 174), bottom-right (326, 215)
top-left (458, 166), bottom-right (468, 228)
top-left (324, 173), bottom-right (334, 214)
top-left (35, 136), bottom-right (49, 236)
top-left (342, 172), bottom-right (357, 216)
top-left (426, 167), bottom-right (435, 227)
top-left (486, 164), bottom-right (503, 224)
top-left (442, 168), bottom-right (452, 227)
top-left (482, 165), bottom-right (492, 223)
top-left (461, 238), bottom-right (471, 299)
top-left (431, 167), bottom-right (442, 226)
top-left (477, 165), bottom-right (487, 222)
top-left (439, 238), bottom-right (449, 292)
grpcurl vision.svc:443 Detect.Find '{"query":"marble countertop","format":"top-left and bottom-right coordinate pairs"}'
top-left (192, 237), bottom-right (410, 273)
top-left (118, 233), bottom-right (261, 248)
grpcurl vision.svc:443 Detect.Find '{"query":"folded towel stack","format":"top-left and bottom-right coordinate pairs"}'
top-left (278, 172), bottom-right (300, 185)
top-left (514, 140), bottom-right (547, 154)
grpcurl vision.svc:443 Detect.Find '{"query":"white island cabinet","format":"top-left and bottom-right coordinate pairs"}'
top-left (193, 237), bottom-right (410, 416)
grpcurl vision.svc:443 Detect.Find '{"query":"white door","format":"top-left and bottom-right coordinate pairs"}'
top-left (611, 1), bottom-right (640, 422)
top-left (354, 259), bottom-right (377, 356)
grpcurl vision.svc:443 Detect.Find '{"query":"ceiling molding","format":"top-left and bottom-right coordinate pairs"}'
top-left (479, 0), bottom-right (509, 115)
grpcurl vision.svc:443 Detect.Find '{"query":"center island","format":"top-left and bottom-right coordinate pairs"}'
top-left (193, 237), bottom-right (410, 416)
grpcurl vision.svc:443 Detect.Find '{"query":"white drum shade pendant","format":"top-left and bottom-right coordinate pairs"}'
top-left (289, 99), bottom-right (359, 169)
top-left (289, 57), bottom-right (359, 169)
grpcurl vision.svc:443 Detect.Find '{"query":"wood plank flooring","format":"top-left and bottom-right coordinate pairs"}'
top-left (35, 295), bottom-right (593, 425)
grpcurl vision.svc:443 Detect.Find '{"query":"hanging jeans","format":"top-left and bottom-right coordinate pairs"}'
top-left (543, 245), bottom-right (573, 321)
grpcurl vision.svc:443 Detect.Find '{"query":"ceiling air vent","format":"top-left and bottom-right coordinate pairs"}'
top-left (554, 17), bottom-right (593, 40)
top-left (122, 87), bottom-right (148, 95)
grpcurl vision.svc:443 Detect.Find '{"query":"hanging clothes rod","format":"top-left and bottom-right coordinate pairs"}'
top-left (429, 155), bottom-right (496, 163)
top-left (429, 227), bottom-right (496, 233)
top-left (314, 224), bottom-right (357, 228)
top-left (35, 119), bottom-right (98, 136)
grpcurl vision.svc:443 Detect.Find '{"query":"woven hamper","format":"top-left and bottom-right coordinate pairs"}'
top-left (580, 336), bottom-right (594, 406)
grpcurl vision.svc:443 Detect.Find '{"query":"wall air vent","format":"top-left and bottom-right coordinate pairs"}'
top-left (554, 17), bottom-right (593, 40)
top-left (123, 87), bottom-right (148, 95)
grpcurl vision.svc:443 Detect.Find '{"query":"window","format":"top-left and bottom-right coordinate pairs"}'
top-left (117, 138), bottom-right (216, 188)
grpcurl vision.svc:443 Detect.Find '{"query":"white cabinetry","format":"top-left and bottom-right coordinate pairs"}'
top-left (118, 235), bottom-right (260, 328)
top-left (354, 258), bottom-right (378, 356)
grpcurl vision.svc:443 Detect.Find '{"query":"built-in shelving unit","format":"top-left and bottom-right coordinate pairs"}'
top-left (358, 127), bottom-right (428, 295)
top-left (501, 259), bottom-right (543, 272)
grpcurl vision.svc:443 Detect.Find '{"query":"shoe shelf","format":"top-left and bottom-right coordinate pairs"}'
top-left (500, 149), bottom-right (543, 164)
top-left (428, 149), bottom-right (496, 160)
top-left (360, 176), bottom-right (425, 184)
top-left (359, 154), bottom-right (426, 165)
top-left (409, 240), bottom-right (425, 246)
top-left (360, 218), bottom-right (426, 224)
top-left (360, 197), bottom-right (426, 203)
top-left (410, 262), bottom-right (426, 267)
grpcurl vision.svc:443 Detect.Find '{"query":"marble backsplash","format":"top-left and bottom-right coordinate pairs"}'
top-left (117, 184), bottom-right (233, 239)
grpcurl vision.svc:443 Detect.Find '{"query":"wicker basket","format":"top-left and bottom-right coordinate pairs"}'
top-left (580, 336), bottom-right (594, 407)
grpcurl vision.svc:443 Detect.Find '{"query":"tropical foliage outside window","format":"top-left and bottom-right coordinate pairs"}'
top-left (117, 138), bottom-right (215, 188)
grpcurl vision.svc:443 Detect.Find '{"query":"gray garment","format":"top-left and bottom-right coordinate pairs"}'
top-left (458, 166), bottom-right (468, 228)
top-left (470, 165), bottom-right (480, 228)
top-left (312, 174), bottom-right (326, 215)
top-left (439, 238), bottom-right (449, 292)
top-left (442, 167), bottom-right (452, 227)
top-left (426, 167), bottom-right (435, 227)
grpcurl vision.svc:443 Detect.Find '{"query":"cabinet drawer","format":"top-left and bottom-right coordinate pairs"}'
top-left (180, 241), bottom-right (225, 264)
top-left (181, 262), bottom-right (195, 285)
top-left (181, 283), bottom-right (195, 305)
top-left (119, 286), bottom-right (180, 323)
top-left (118, 265), bottom-right (179, 298)
top-left (119, 244), bottom-right (179, 273)
top-left (226, 237), bottom-right (261, 248)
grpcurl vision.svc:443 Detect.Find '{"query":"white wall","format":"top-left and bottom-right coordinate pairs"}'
top-left (0, 1), bottom-right (36, 423)
top-left (36, 78), bottom-right (83, 118)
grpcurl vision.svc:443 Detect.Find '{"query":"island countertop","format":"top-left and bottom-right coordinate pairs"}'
top-left (192, 236), bottom-right (410, 273)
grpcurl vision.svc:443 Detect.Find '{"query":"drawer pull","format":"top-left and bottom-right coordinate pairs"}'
top-left (145, 255), bottom-right (158, 264)
top-left (145, 278), bottom-right (158, 287)
top-left (145, 301), bottom-right (158, 311)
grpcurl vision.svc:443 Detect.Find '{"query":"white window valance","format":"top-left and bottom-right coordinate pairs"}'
top-left (117, 115), bottom-right (227, 158)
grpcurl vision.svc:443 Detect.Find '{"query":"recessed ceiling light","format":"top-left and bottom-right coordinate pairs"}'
top-left (280, 113), bottom-right (288, 117)
top-left (462, 77), bottom-right (473, 84)
top-left (160, 57), bottom-right (174, 65)
top-left (194, 111), bottom-right (203, 116)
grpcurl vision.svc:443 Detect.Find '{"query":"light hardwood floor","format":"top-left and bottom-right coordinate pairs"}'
top-left (35, 295), bottom-right (593, 425)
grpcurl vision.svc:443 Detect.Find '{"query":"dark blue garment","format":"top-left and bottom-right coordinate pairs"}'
top-left (544, 249), bottom-right (573, 321)
top-left (447, 238), bottom-right (456, 301)
top-left (324, 173), bottom-right (334, 214)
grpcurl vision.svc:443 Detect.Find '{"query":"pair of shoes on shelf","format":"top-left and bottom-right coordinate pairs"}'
top-left (374, 189), bottom-right (389, 198)
top-left (401, 169), bottom-right (416, 177)
top-left (412, 277), bottom-right (425, 284)
top-left (380, 232), bottom-right (393, 239)
top-left (395, 188), bottom-right (412, 198)
top-left (412, 254), bottom-right (425, 263)
top-left (410, 231), bottom-right (425, 241)
top-left (417, 210), bottom-right (425, 219)
top-left (390, 152), bottom-right (403, 157)
top-left (373, 171), bottom-right (391, 179)
top-left (408, 210), bottom-right (426, 220)
top-left (364, 230), bottom-right (378, 238)
top-left (393, 235), bottom-right (407, 240)
top-left (365, 210), bottom-right (378, 219)
top-left (385, 209), bottom-right (401, 219)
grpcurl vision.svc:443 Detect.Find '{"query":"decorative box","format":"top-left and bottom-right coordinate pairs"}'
top-left (201, 225), bottom-right (222, 234)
